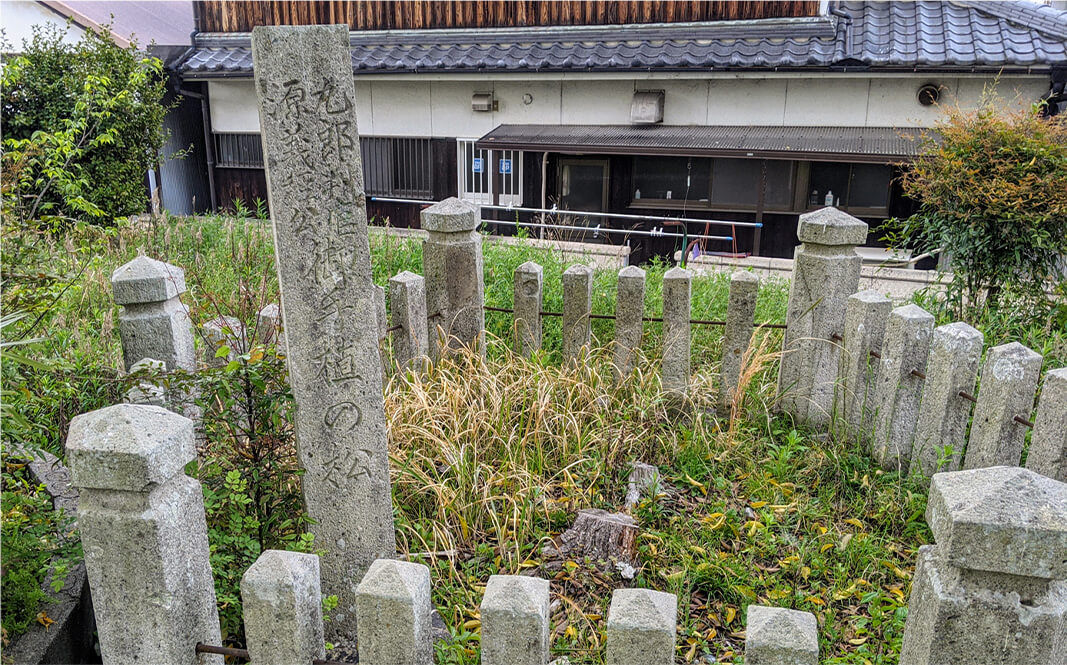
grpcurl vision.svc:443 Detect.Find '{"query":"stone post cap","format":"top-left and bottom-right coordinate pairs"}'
top-left (619, 265), bottom-right (646, 279)
top-left (796, 207), bottom-right (868, 246)
top-left (242, 549), bottom-right (321, 600)
top-left (129, 357), bottom-right (166, 373)
top-left (389, 270), bottom-right (424, 286)
top-left (481, 574), bottom-right (550, 614)
top-left (849, 289), bottom-right (891, 305)
top-left (356, 558), bottom-right (430, 603)
top-left (516, 261), bottom-right (544, 275)
top-left (934, 321), bottom-right (983, 345)
top-left (607, 588), bottom-right (677, 632)
top-left (663, 266), bottom-right (691, 281)
top-left (730, 269), bottom-right (759, 284)
top-left (745, 605), bottom-right (819, 654)
top-left (563, 264), bottom-right (594, 277)
top-left (986, 340), bottom-right (1043, 368)
top-left (67, 403), bottom-right (195, 492)
top-left (111, 255), bottom-right (186, 305)
top-left (890, 303), bottom-right (935, 324)
top-left (420, 197), bottom-right (480, 233)
top-left (927, 466), bottom-right (1067, 580)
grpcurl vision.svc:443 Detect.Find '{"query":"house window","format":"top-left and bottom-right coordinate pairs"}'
top-left (808, 162), bottom-right (892, 213)
top-left (360, 137), bottom-right (434, 200)
top-left (709, 158), bottom-right (794, 211)
top-left (632, 156), bottom-right (710, 203)
top-left (214, 133), bottom-right (264, 168)
top-left (457, 139), bottom-right (523, 206)
top-left (559, 158), bottom-right (609, 212)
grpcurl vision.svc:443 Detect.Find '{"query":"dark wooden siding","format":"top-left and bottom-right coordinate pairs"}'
top-left (197, 1), bottom-right (820, 32)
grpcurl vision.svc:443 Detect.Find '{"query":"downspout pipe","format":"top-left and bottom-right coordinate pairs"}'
top-left (178, 85), bottom-right (218, 212)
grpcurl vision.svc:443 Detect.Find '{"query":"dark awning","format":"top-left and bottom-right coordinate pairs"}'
top-left (476, 124), bottom-right (927, 163)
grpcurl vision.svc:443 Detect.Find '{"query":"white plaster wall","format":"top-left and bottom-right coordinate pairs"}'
top-left (205, 74), bottom-right (1048, 136)
top-left (1, 1), bottom-right (84, 50)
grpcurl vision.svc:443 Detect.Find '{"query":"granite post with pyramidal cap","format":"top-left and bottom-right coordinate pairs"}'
top-left (256, 303), bottom-right (283, 346)
top-left (963, 341), bottom-right (1042, 470)
top-left (869, 304), bottom-right (935, 473)
top-left (241, 550), bottom-right (325, 665)
top-left (605, 588), bottom-right (677, 665)
top-left (837, 290), bottom-right (891, 440)
top-left (661, 266), bottom-right (691, 395)
top-left (899, 466), bottom-right (1067, 664)
top-left (719, 270), bottom-right (759, 412)
top-left (421, 197), bottom-right (485, 358)
top-left (202, 315), bottom-right (246, 367)
top-left (911, 322), bottom-right (983, 481)
top-left (252, 24), bottom-right (395, 639)
top-left (562, 264), bottom-right (594, 364)
top-left (389, 271), bottom-right (429, 371)
top-left (613, 265), bottom-right (646, 378)
top-left (744, 605), bottom-right (819, 665)
top-left (778, 207), bottom-right (867, 425)
top-left (480, 575), bottom-right (551, 665)
top-left (513, 261), bottom-right (543, 355)
top-left (111, 254), bottom-right (196, 373)
top-left (1026, 367), bottom-right (1067, 482)
top-left (66, 404), bottom-right (222, 665)
top-left (355, 559), bottom-right (433, 665)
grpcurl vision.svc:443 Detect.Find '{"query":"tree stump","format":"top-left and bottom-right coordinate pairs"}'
top-left (548, 509), bottom-right (639, 565)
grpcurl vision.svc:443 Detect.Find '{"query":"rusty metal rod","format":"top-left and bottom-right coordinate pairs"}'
top-left (385, 324), bottom-right (402, 334)
top-left (910, 368), bottom-right (926, 380)
top-left (483, 305), bottom-right (786, 329)
top-left (1014, 415), bottom-right (1035, 428)
top-left (195, 643), bottom-right (352, 664)
top-left (869, 349), bottom-right (882, 360)
top-left (830, 333), bottom-right (843, 342)
top-left (958, 390), bottom-right (978, 403)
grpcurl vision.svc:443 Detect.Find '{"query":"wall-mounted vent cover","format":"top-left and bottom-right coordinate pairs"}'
top-left (472, 92), bottom-right (497, 112)
top-left (631, 91), bottom-right (664, 125)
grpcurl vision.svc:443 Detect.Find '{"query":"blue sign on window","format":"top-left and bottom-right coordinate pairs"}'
top-left (472, 158), bottom-right (484, 173)
top-left (499, 158), bottom-right (512, 174)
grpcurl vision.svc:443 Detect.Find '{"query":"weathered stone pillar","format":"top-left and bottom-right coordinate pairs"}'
top-left (256, 303), bottom-right (283, 346)
top-left (1027, 367), bottom-right (1067, 482)
top-left (605, 588), bottom-right (677, 665)
top-left (355, 559), bottom-right (433, 665)
top-left (661, 266), bottom-right (691, 395)
top-left (111, 255), bottom-right (195, 373)
top-left (66, 404), bottom-right (221, 665)
top-left (480, 575), bottom-right (550, 665)
top-left (778, 208), bottom-right (867, 425)
top-left (613, 265), bottom-right (646, 378)
top-left (513, 261), bottom-right (543, 355)
top-left (421, 197), bottom-right (485, 357)
top-left (837, 290), bottom-right (891, 438)
top-left (963, 342), bottom-right (1042, 470)
top-left (202, 315), bottom-right (246, 366)
top-left (242, 550), bottom-right (325, 665)
top-left (562, 264), bottom-right (594, 364)
top-left (744, 605), bottom-right (819, 665)
top-left (719, 270), bottom-right (759, 411)
top-left (911, 322), bottom-right (983, 480)
top-left (899, 466), bottom-right (1067, 664)
top-left (125, 357), bottom-right (167, 407)
top-left (870, 304), bottom-right (935, 473)
top-left (252, 24), bottom-right (395, 638)
top-left (389, 271), bottom-right (429, 371)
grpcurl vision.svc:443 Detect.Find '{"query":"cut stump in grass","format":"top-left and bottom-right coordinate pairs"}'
top-left (545, 509), bottom-right (639, 566)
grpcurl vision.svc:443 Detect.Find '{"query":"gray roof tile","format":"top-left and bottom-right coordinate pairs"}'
top-left (180, 1), bottom-right (1067, 77)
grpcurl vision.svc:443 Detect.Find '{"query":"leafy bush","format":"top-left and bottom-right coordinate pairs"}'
top-left (888, 97), bottom-right (1067, 320)
top-left (1, 22), bottom-right (169, 224)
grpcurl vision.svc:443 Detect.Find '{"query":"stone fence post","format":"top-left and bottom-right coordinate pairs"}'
top-left (562, 264), bottom-right (594, 364)
top-left (661, 266), bottom-right (691, 396)
top-left (256, 303), bottom-right (283, 346)
top-left (389, 271), bottom-right (429, 371)
top-left (605, 588), bottom-right (677, 665)
top-left (242, 550), bottom-right (325, 665)
top-left (1026, 367), bottom-right (1067, 482)
top-left (66, 404), bottom-right (221, 665)
top-left (870, 304), bottom-right (934, 473)
top-left (356, 559), bottom-right (433, 665)
top-left (421, 197), bottom-right (485, 358)
top-left (719, 270), bottom-right (759, 412)
top-left (112, 255), bottom-right (195, 374)
top-left (899, 466), bottom-right (1067, 663)
top-left (613, 265), bottom-right (646, 378)
top-left (964, 342), bottom-right (1042, 470)
top-left (744, 605), bottom-right (819, 665)
top-left (202, 315), bottom-right (246, 366)
top-left (481, 575), bottom-right (550, 665)
top-left (514, 261), bottom-right (544, 355)
top-left (837, 290), bottom-right (890, 439)
top-left (778, 208), bottom-right (867, 426)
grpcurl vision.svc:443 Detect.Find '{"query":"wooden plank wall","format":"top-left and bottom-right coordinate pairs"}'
top-left (197, 1), bottom-right (821, 32)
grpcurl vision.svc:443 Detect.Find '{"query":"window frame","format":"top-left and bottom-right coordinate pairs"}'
top-left (802, 161), bottom-right (893, 217)
top-left (558, 157), bottom-right (610, 213)
top-left (457, 138), bottom-right (524, 207)
top-left (360, 136), bottom-right (434, 201)
top-left (629, 156), bottom-right (796, 214)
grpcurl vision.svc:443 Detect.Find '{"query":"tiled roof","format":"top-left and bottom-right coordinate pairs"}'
top-left (180, 1), bottom-right (1067, 77)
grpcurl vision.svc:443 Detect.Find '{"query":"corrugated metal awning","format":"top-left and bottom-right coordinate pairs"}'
top-left (476, 125), bottom-right (927, 162)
